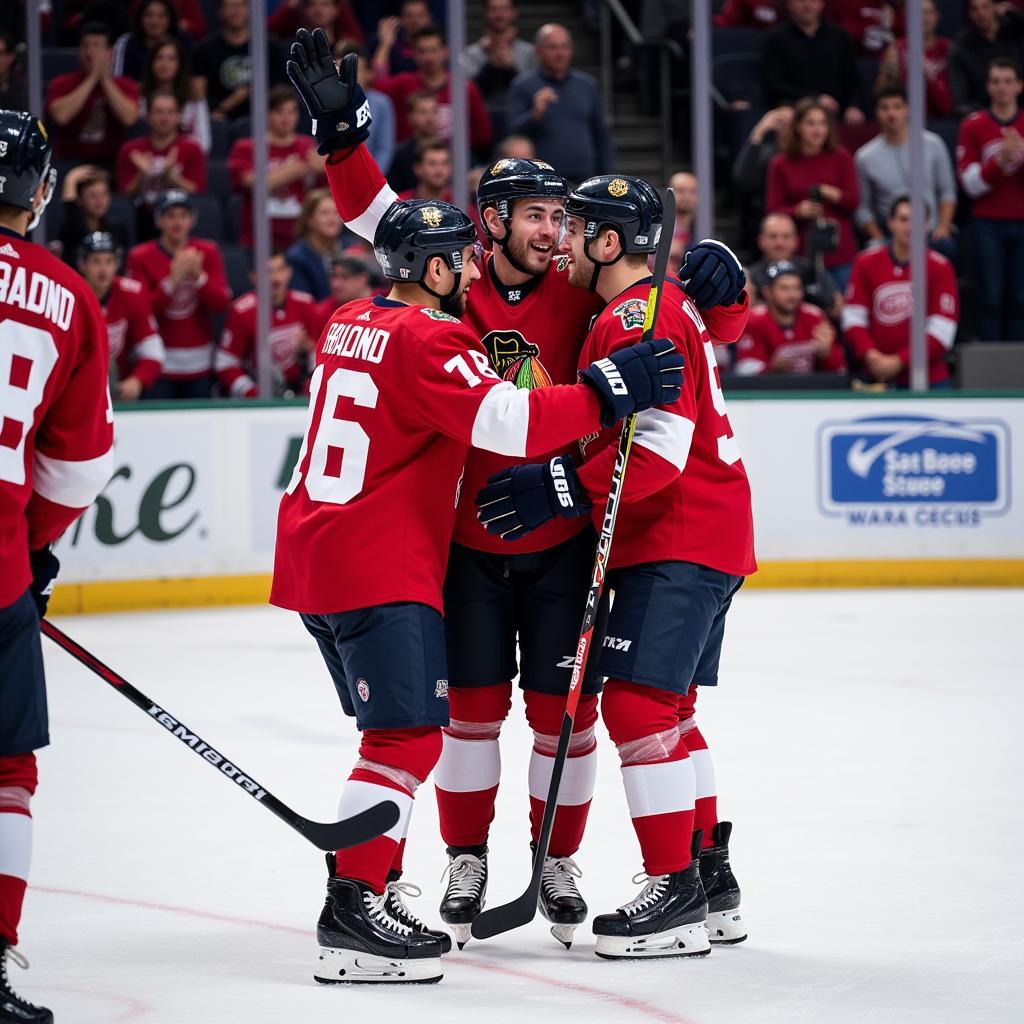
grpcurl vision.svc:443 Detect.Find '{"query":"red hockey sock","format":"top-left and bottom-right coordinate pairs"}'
top-left (679, 686), bottom-right (718, 850)
top-left (525, 692), bottom-right (598, 858)
top-left (0, 754), bottom-right (37, 946)
top-left (334, 727), bottom-right (441, 894)
top-left (433, 683), bottom-right (512, 849)
top-left (602, 681), bottom-right (696, 876)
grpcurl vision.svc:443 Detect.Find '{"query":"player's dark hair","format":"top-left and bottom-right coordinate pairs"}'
top-left (875, 84), bottom-right (908, 105)
top-left (268, 84), bottom-right (300, 112)
top-left (989, 56), bottom-right (1022, 79)
top-left (79, 21), bottom-right (112, 45)
top-left (412, 25), bottom-right (445, 45)
top-left (888, 194), bottom-right (911, 220)
top-left (141, 36), bottom-right (195, 109)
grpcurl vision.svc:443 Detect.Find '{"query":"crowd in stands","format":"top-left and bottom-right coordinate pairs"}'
top-left (0, 0), bottom-right (1021, 399)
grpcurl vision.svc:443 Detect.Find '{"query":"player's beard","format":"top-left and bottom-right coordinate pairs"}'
top-left (567, 254), bottom-right (595, 290)
top-left (440, 287), bottom-right (467, 317)
top-left (506, 231), bottom-right (554, 276)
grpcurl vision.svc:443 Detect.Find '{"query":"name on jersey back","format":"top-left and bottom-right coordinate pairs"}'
top-left (321, 320), bottom-right (390, 363)
top-left (0, 261), bottom-right (76, 331)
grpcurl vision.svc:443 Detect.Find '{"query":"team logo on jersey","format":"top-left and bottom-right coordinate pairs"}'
top-left (421, 308), bottom-right (460, 323)
top-left (482, 330), bottom-right (553, 390)
top-left (356, 678), bottom-right (370, 702)
top-left (612, 297), bottom-right (648, 330)
top-left (435, 679), bottom-right (449, 699)
top-left (608, 178), bottom-right (629, 198)
top-left (553, 255), bottom-right (571, 273)
top-left (421, 206), bottom-right (444, 228)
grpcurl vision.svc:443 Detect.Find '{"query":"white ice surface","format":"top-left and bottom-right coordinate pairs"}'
top-left (16, 590), bottom-right (1024, 1023)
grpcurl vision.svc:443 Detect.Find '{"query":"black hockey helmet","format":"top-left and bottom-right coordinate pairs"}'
top-left (77, 230), bottom-right (121, 261)
top-left (0, 109), bottom-right (57, 230)
top-left (565, 175), bottom-right (664, 255)
top-left (373, 199), bottom-right (478, 301)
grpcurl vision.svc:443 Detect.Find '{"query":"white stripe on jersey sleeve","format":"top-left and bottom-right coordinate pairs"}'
top-left (926, 314), bottom-right (957, 349)
top-left (135, 333), bottom-right (165, 363)
top-left (470, 381), bottom-right (530, 457)
top-left (633, 407), bottom-right (695, 473)
top-left (960, 163), bottom-right (991, 198)
top-left (841, 304), bottom-right (870, 330)
top-left (734, 357), bottom-right (767, 376)
top-left (34, 447), bottom-right (113, 509)
top-left (347, 183), bottom-right (399, 243)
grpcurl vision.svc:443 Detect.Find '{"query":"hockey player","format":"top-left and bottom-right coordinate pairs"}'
top-left (477, 177), bottom-right (757, 959)
top-left (215, 252), bottom-right (321, 398)
top-left (78, 231), bottom-right (166, 400)
top-left (0, 111), bottom-right (115, 1021)
top-left (285, 26), bottom-right (750, 950)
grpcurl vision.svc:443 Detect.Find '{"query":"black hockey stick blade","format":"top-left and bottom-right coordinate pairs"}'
top-left (470, 189), bottom-right (678, 942)
top-left (41, 619), bottom-right (400, 852)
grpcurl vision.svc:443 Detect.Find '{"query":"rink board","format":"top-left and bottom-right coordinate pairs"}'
top-left (50, 393), bottom-right (1024, 614)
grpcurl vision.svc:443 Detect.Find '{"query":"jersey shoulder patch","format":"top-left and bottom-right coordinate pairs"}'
top-left (235, 293), bottom-right (257, 313)
top-left (117, 276), bottom-right (144, 294)
top-left (420, 307), bottom-right (460, 324)
top-left (552, 254), bottom-right (571, 273)
top-left (290, 289), bottom-right (314, 304)
top-left (611, 296), bottom-right (648, 330)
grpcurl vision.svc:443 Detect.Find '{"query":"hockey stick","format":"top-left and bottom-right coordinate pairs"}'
top-left (41, 619), bottom-right (400, 852)
top-left (471, 189), bottom-right (678, 941)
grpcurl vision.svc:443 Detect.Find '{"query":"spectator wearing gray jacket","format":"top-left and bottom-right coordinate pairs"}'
top-left (506, 23), bottom-right (615, 183)
top-left (854, 85), bottom-right (958, 262)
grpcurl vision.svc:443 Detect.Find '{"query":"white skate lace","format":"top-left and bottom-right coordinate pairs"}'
top-left (386, 879), bottom-right (428, 930)
top-left (362, 889), bottom-right (413, 937)
top-left (1, 945), bottom-right (42, 1010)
top-left (541, 856), bottom-right (583, 899)
top-left (440, 854), bottom-right (486, 899)
top-left (618, 873), bottom-right (669, 916)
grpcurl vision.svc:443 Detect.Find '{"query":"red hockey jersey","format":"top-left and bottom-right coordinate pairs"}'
top-left (713, 0), bottom-right (782, 28)
top-left (575, 278), bottom-right (756, 577)
top-left (270, 296), bottom-right (609, 616)
top-left (101, 275), bottom-right (164, 389)
top-left (115, 134), bottom-right (208, 207)
top-left (125, 238), bottom-right (230, 379)
top-left (322, 143), bottom-right (750, 554)
top-left (956, 108), bottom-right (1024, 221)
top-left (735, 301), bottom-right (846, 375)
top-left (215, 289), bottom-right (321, 397)
top-left (0, 228), bottom-right (114, 607)
top-left (841, 245), bottom-right (958, 385)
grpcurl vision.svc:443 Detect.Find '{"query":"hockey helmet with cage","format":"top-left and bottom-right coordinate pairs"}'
top-left (0, 110), bottom-right (57, 231)
top-left (373, 199), bottom-right (478, 301)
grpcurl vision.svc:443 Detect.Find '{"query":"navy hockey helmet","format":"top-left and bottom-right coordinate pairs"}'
top-left (0, 109), bottom-right (57, 230)
top-left (373, 199), bottom-right (478, 301)
top-left (77, 230), bottom-right (121, 262)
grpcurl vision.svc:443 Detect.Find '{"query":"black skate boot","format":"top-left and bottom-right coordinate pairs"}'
top-left (536, 849), bottom-right (587, 949)
top-left (439, 844), bottom-right (488, 949)
top-left (592, 832), bottom-right (710, 960)
top-left (0, 941), bottom-right (53, 1023)
top-left (314, 870), bottom-right (443, 984)
top-left (699, 821), bottom-right (747, 944)
top-left (385, 870), bottom-right (453, 954)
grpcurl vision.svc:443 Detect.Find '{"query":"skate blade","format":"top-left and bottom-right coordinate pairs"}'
top-left (550, 923), bottom-right (579, 950)
top-left (594, 922), bottom-right (711, 960)
top-left (705, 908), bottom-right (747, 944)
top-left (313, 947), bottom-right (443, 984)
top-left (449, 924), bottom-right (472, 950)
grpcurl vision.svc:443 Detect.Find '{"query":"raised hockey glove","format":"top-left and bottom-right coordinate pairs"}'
top-left (679, 239), bottom-right (747, 309)
top-left (286, 29), bottom-right (371, 155)
top-left (579, 337), bottom-right (683, 428)
top-left (29, 546), bottom-right (60, 618)
top-left (476, 456), bottom-right (592, 541)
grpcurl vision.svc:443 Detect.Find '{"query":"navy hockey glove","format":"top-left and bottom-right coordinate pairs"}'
top-left (29, 546), bottom-right (59, 618)
top-left (580, 338), bottom-right (684, 428)
top-left (679, 239), bottom-right (747, 309)
top-left (476, 456), bottom-right (592, 541)
top-left (286, 29), bottom-right (371, 155)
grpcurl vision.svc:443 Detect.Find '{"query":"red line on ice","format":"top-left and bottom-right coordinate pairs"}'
top-left (33, 885), bottom-right (698, 1024)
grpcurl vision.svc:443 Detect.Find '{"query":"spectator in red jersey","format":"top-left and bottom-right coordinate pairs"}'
top-left (949, 0), bottom-right (1024, 114)
top-left (372, 1), bottom-right (433, 77)
top-left (714, 0), bottom-right (784, 29)
top-left (215, 252), bottom-right (322, 398)
top-left (285, 188), bottom-right (345, 301)
top-left (397, 140), bottom-right (453, 201)
top-left (766, 97), bottom-right (860, 290)
top-left (315, 251), bottom-right (381, 324)
top-left (375, 24), bottom-right (493, 155)
top-left (78, 230), bottom-right (165, 401)
top-left (877, 0), bottom-right (953, 117)
top-left (228, 84), bottom-right (325, 252)
top-left (735, 260), bottom-right (845, 375)
top-left (825, 0), bottom-right (901, 57)
top-left (126, 189), bottom-right (231, 398)
top-left (141, 36), bottom-right (211, 153)
top-left (269, 0), bottom-right (364, 46)
top-left (55, 165), bottom-right (131, 266)
top-left (957, 57), bottom-right (1024, 339)
top-left (387, 90), bottom-right (441, 191)
top-left (116, 90), bottom-right (207, 242)
top-left (45, 22), bottom-right (140, 167)
top-left (668, 171), bottom-right (698, 269)
top-left (112, 0), bottom-right (190, 81)
top-left (842, 196), bottom-right (959, 385)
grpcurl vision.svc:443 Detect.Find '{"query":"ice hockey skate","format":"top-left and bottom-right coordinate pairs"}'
top-left (592, 834), bottom-right (711, 960)
top-left (699, 821), bottom-right (747, 944)
top-left (439, 845), bottom-right (488, 949)
top-left (314, 874), bottom-right (443, 984)
top-left (0, 942), bottom-right (53, 1024)
top-left (537, 853), bottom-right (588, 949)
top-left (385, 870), bottom-right (453, 954)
